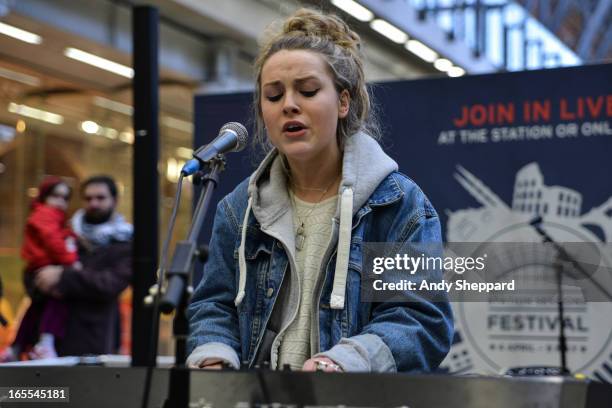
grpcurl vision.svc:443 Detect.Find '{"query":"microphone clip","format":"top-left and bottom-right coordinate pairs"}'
top-left (192, 155), bottom-right (226, 186)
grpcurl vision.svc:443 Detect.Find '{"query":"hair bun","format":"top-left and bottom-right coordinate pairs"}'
top-left (253, 7), bottom-right (378, 151)
top-left (282, 8), bottom-right (361, 53)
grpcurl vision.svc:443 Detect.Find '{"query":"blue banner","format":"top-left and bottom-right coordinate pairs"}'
top-left (194, 63), bottom-right (612, 378)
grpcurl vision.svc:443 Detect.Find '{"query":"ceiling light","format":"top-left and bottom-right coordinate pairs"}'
top-left (8, 102), bottom-right (64, 125)
top-left (434, 58), bottom-right (453, 72)
top-left (119, 129), bottom-right (134, 144)
top-left (64, 47), bottom-right (134, 78)
top-left (15, 119), bottom-right (26, 133)
top-left (370, 19), bottom-right (408, 44)
top-left (0, 66), bottom-right (40, 86)
top-left (448, 66), bottom-right (466, 77)
top-left (405, 40), bottom-right (438, 63)
top-left (80, 120), bottom-right (100, 134)
top-left (104, 128), bottom-right (118, 139)
top-left (0, 22), bottom-right (42, 44)
top-left (166, 158), bottom-right (184, 183)
top-left (162, 116), bottom-right (193, 133)
top-left (331, 0), bottom-right (374, 22)
top-left (93, 96), bottom-right (133, 116)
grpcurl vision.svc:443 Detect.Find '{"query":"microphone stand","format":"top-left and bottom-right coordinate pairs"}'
top-left (553, 253), bottom-right (569, 376)
top-left (529, 217), bottom-right (612, 376)
top-left (158, 155), bottom-right (225, 408)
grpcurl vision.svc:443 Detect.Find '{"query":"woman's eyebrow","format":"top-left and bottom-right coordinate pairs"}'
top-left (262, 80), bottom-right (281, 88)
top-left (262, 76), bottom-right (320, 87)
top-left (294, 75), bottom-right (320, 85)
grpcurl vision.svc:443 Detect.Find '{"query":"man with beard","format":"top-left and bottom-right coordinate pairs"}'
top-left (34, 175), bottom-right (132, 356)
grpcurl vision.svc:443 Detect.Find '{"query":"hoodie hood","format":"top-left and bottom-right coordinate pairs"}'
top-left (234, 131), bottom-right (398, 308)
top-left (248, 131), bottom-right (398, 221)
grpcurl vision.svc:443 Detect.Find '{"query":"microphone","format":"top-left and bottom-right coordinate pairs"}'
top-left (181, 122), bottom-right (248, 175)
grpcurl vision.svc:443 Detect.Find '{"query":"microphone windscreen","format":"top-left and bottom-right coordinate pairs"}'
top-left (220, 122), bottom-right (248, 152)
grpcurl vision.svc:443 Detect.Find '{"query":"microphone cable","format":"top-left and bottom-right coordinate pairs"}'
top-left (141, 173), bottom-right (185, 408)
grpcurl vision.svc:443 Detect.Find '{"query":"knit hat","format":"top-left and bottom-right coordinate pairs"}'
top-left (36, 176), bottom-right (68, 204)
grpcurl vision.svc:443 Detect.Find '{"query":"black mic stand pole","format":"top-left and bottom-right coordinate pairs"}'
top-left (158, 155), bottom-right (225, 408)
top-left (529, 217), bottom-right (570, 375)
top-left (529, 217), bottom-right (612, 376)
top-left (554, 253), bottom-right (569, 375)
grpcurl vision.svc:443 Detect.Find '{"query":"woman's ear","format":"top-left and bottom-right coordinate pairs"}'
top-left (338, 89), bottom-right (350, 119)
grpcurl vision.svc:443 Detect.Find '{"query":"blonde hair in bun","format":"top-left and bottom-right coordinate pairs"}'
top-left (253, 8), bottom-right (379, 152)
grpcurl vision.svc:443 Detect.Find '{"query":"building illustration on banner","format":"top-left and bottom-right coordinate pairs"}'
top-left (512, 164), bottom-right (581, 219)
top-left (441, 163), bottom-right (612, 381)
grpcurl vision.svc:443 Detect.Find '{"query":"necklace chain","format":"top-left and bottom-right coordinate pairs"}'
top-left (289, 175), bottom-right (339, 251)
top-left (290, 182), bottom-right (328, 192)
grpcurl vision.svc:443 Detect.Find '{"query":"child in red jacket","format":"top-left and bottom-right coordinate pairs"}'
top-left (1, 176), bottom-right (79, 361)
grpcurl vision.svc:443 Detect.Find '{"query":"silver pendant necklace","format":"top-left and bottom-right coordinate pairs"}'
top-left (290, 176), bottom-right (339, 251)
top-left (295, 223), bottom-right (306, 251)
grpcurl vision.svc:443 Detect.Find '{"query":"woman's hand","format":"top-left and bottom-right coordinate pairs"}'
top-left (302, 357), bottom-right (343, 372)
top-left (189, 358), bottom-right (225, 370)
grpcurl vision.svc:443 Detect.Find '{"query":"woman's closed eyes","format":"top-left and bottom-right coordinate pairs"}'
top-left (266, 94), bottom-right (282, 102)
top-left (301, 89), bottom-right (319, 97)
top-left (265, 89), bottom-right (320, 102)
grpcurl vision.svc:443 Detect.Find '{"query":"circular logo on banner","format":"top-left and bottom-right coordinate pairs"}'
top-left (441, 163), bottom-right (612, 379)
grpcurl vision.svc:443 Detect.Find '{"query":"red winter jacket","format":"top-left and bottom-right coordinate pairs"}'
top-left (21, 203), bottom-right (78, 272)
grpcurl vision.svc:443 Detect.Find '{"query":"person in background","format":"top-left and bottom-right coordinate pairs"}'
top-left (32, 175), bottom-right (132, 356)
top-left (0, 176), bottom-right (79, 362)
top-left (186, 8), bottom-right (453, 373)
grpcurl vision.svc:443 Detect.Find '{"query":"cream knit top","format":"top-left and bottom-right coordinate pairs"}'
top-left (277, 193), bottom-right (338, 370)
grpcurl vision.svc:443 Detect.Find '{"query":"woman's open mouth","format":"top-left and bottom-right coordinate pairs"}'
top-left (282, 121), bottom-right (307, 137)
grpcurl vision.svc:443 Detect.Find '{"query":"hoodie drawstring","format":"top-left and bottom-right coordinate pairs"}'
top-left (236, 188), bottom-right (353, 309)
top-left (235, 196), bottom-right (253, 307)
top-left (330, 187), bottom-right (353, 309)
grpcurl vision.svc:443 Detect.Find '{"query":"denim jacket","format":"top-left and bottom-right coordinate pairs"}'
top-left (187, 132), bottom-right (454, 372)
